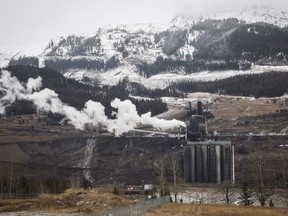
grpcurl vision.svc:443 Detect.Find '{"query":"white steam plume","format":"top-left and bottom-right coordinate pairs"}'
top-left (26, 76), bottom-right (42, 93)
top-left (0, 70), bottom-right (27, 113)
top-left (0, 70), bottom-right (186, 135)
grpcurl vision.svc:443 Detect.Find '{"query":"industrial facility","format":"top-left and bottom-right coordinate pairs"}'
top-left (184, 101), bottom-right (235, 184)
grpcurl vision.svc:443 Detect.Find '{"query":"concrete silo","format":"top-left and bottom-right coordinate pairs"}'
top-left (184, 141), bottom-right (235, 184)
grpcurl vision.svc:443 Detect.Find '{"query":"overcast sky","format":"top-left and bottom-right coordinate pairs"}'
top-left (0, 0), bottom-right (287, 47)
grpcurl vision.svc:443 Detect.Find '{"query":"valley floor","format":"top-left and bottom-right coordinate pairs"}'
top-left (144, 203), bottom-right (288, 216)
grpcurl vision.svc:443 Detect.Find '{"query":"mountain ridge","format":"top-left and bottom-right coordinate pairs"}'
top-left (171, 6), bottom-right (288, 28)
top-left (2, 6), bottom-right (288, 91)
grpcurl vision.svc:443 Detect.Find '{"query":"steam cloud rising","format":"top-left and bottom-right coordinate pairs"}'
top-left (0, 70), bottom-right (186, 135)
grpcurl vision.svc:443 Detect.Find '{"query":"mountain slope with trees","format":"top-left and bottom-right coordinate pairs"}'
top-left (4, 7), bottom-right (288, 93)
top-left (172, 72), bottom-right (288, 98)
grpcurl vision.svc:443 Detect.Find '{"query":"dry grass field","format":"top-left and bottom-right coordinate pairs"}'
top-left (144, 203), bottom-right (288, 216)
top-left (205, 96), bottom-right (288, 134)
top-left (208, 96), bottom-right (284, 120)
top-left (0, 188), bottom-right (133, 214)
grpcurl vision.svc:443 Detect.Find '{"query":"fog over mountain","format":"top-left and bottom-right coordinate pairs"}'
top-left (0, 0), bottom-right (287, 47)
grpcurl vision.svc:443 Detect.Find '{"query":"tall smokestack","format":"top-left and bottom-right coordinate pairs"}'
top-left (197, 101), bottom-right (203, 115)
top-left (188, 101), bottom-right (192, 111)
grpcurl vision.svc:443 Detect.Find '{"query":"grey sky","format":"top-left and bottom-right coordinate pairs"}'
top-left (0, 0), bottom-right (287, 47)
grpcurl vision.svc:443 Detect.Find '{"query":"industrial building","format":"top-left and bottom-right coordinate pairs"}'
top-left (184, 101), bottom-right (235, 184)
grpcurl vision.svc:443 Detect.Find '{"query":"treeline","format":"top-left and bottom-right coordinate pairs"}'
top-left (2, 66), bottom-right (167, 118)
top-left (137, 56), bottom-right (183, 77)
top-left (45, 34), bottom-right (102, 57)
top-left (172, 72), bottom-right (288, 98)
top-left (9, 56), bottom-right (39, 68)
top-left (0, 175), bottom-right (69, 197)
top-left (137, 56), bottom-right (239, 78)
top-left (0, 171), bottom-right (92, 198)
top-left (44, 58), bottom-right (105, 72)
top-left (10, 55), bottom-right (120, 72)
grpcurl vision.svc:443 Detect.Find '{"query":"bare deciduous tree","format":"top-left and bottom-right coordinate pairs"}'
top-left (240, 182), bottom-right (254, 206)
top-left (221, 180), bottom-right (234, 204)
top-left (167, 153), bottom-right (182, 202)
top-left (154, 157), bottom-right (167, 196)
top-left (253, 153), bottom-right (274, 206)
top-left (8, 158), bottom-right (14, 198)
top-left (168, 153), bottom-right (182, 187)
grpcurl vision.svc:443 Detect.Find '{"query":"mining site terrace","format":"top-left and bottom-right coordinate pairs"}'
top-left (0, 93), bottom-right (287, 185)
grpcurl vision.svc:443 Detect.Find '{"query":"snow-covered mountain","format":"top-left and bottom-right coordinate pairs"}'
top-left (171, 6), bottom-right (288, 28)
top-left (2, 6), bottom-right (288, 91)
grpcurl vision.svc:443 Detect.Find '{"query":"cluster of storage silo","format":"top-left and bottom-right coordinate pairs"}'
top-left (184, 141), bottom-right (235, 184)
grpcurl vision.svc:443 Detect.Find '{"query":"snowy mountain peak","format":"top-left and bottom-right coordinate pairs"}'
top-left (101, 23), bottom-right (169, 34)
top-left (171, 6), bottom-right (288, 28)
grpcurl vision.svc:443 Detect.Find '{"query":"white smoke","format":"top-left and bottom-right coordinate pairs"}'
top-left (0, 70), bottom-right (186, 135)
top-left (0, 70), bottom-right (27, 113)
top-left (26, 76), bottom-right (42, 93)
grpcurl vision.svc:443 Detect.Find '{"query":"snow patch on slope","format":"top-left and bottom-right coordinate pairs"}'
top-left (102, 23), bottom-right (169, 34)
top-left (172, 6), bottom-right (288, 28)
top-left (143, 65), bottom-right (288, 89)
top-left (64, 65), bottom-right (288, 90)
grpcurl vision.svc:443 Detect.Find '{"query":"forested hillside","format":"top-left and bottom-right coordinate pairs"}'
top-left (172, 72), bottom-right (288, 97)
top-left (193, 19), bottom-right (288, 62)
